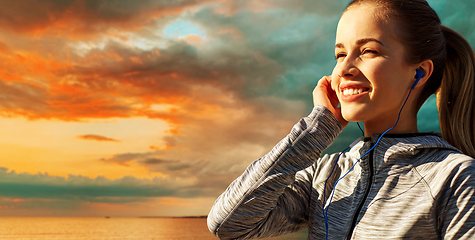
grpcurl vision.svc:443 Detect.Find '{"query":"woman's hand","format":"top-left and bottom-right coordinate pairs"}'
top-left (313, 76), bottom-right (348, 128)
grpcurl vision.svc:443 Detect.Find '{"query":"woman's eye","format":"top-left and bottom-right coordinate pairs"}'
top-left (335, 53), bottom-right (346, 60)
top-left (362, 49), bottom-right (378, 55)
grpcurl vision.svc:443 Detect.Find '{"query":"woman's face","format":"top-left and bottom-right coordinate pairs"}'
top-left (331, 4), bottom-right (418, 132)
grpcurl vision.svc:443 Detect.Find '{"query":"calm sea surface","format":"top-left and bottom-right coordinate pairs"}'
top-left (0, 217), bottom-right (308, 240)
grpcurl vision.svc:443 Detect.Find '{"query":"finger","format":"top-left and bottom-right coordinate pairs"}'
top-left (322, 77), bottom-right (340, 108)
top-left (329, 92), bottom-right (340, 108)
top-left (319, 76), bottom-right (332, 89)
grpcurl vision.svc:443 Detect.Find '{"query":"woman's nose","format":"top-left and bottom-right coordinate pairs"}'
top-left (335, 58), bottom-right (359, 79)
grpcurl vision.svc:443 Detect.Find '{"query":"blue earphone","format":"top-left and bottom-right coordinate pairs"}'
top-left (412, 69), bottom-right (423, 90)
top-left (323, 68), bottom-right (425, 240)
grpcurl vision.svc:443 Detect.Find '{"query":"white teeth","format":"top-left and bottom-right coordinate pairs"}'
top-left (342, 88), bottom-right (365, 96)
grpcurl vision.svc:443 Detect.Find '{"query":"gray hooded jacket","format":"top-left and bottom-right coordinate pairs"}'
top-left (207, 106), bottom-right (475, 239)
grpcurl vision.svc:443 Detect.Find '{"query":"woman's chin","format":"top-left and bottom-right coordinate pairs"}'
top-left (341, 111), bottom-right (365, 123)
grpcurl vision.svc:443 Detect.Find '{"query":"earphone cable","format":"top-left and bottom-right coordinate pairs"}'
top-left (323, 85), bottom-right (415, 239)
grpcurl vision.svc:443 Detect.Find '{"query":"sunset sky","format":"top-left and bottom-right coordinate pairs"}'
top-left (0, 0), bottom-right (473, 217)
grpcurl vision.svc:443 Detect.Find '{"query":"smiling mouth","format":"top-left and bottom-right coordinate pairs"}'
top-left (341, 87), bottom-right (370, 96)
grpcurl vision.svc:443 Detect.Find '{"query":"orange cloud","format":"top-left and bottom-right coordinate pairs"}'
top-left (0, 0), bottom-right (286, 127)
top-left (77, 134), bottom-right (120, 142)
top-left (0, 2), bottom-right (298, 200)
top-left (0, 30), bottom-right (284, 152)
top-left (0, 41), bottom-right (10, 53)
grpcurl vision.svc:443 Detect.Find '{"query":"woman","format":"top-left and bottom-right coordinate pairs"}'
top-left (207, 0), bottom-right (475, 239)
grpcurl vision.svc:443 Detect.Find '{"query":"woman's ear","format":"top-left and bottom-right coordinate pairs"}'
top-left (413, 59), bottom-right (434, 88)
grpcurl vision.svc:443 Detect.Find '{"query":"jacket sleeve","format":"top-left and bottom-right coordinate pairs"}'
top-left (207, 105), bottom-right (342, 240)
top-left (441, 159), bottom-right (475, 240)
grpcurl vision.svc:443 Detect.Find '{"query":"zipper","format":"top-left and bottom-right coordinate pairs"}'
top-left (346, 142), bottom-right (375, 239)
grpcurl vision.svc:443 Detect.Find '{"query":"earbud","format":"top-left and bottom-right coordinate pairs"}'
top-left (411, 69), bottom-right (423, 90)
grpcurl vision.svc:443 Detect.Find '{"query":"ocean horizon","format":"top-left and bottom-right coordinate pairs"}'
top-left (0, 217), bottom-right (308, 239)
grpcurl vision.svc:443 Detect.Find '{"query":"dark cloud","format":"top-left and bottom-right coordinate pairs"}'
top-left (141, 158), bottom-right (192, 171)
top-left (101, 152), bottom-right (201, 175)
top-left (141, 158), bottom-right (169, 165)
top-left (77, 134), bottom-right (120, 142)
top-left (0, 167), bottom-right (184, 201)
top-left (100, 152), bottom-right (155, 166)
top-left (0, 0), bottom-right (209, 38)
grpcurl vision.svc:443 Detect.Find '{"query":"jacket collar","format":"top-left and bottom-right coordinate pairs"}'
top-left (349, 132), bottom-right (461, 174)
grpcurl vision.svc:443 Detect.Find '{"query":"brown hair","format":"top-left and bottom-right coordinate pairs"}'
top-left (346, 0), bottom-right (475, 157)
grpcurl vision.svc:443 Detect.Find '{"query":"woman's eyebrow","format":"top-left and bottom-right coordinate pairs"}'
top-left (356, 38), bottom-right (385, 46)
top-left (335, 38), bottom-right (385, 49)
top-left (335, 43), bottom-right (344, 49)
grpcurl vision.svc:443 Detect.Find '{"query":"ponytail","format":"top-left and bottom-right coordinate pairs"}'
top-left (345, 0), bottom-right (475, 157)
top-left (438, 26), bottom-right (475, 158)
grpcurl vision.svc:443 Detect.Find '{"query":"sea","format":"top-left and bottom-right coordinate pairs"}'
top-left (0, 217), bottom-right (308, 240)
